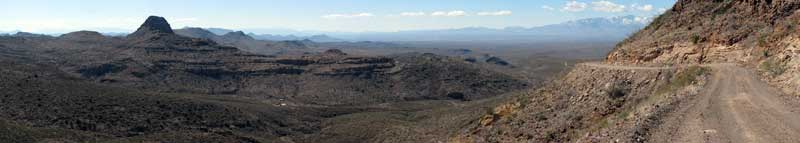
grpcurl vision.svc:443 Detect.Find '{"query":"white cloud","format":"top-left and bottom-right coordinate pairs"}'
top-left (562, 1), bottom-right (587, 12)
top-left (620, 16), bottom-right (653, 25)
top-left (542, 5), bottom-right (555, 11)
top-left (658, 8), bottom-right (668, 13)
top-left (400, 12), bottom-right (426, 16)
top-left (477, 10), bottom-right (512, 16)
top-left (322, 13), bottom-right (374, 19)
top-left (635, 4), bottom-right (654, 12)
top-left (431, 11), bottom-right (467, 17)
top-left (592, 1), bottom-right (625, 13)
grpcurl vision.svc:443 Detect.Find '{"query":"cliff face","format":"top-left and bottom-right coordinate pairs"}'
top-left (607, 0), bottom-right (800, 64)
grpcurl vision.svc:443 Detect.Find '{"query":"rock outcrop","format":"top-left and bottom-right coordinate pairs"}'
top-left (127, 16), bottom-right (174, 38)
top-left (604, 0), bottom-right (800, 97)
top-left (607, 0), bottom-right (800, 64)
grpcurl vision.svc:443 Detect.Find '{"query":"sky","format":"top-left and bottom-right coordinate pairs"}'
top-left (0, 0), bottom-right (677, 34)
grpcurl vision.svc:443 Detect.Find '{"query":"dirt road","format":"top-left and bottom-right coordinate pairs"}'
top-left (582, 62), bottom-right (800, 142)
top-left (642, 64), bottom-right (800, 142)
top-left (579, 62), bottom-right (674, 70)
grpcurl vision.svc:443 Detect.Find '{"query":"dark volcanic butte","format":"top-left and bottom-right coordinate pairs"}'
top-left (128, 16), bottom-right (174, 38)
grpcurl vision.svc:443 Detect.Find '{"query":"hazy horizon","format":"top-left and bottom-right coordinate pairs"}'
top-left (1, 0), bottom-right (676, 34)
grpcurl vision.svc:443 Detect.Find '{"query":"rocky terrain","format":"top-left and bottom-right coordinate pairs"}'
top-left (455, 62), bottom-right (709, 142)
top-left (456, 0), bottom-right (800, 142)
top-left (0, 16), bottom-right (532, 142)
top-left (605, 0), bottom-right (800, 100)
top-left (18, 1), bottom-right (800, 142)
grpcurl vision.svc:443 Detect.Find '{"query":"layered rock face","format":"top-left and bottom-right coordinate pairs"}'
top-left (607, 0), bottom-right (800, 64)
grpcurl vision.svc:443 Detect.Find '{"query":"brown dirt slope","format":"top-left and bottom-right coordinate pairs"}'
top-left (607, 0), bottom-right (800, 64)
top-left (458, 1), bottom-right (800, 142)
top-left (455, 63), bottom-right (710, 142)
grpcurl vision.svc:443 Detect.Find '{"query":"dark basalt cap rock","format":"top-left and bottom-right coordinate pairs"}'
top-left (322, 49), bottom-right (347, 56)
top-left (128, 16), bottom-right (174, 38)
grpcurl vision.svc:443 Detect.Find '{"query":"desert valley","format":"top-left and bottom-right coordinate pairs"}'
top-left (3, 0), bottom-right (800, 143)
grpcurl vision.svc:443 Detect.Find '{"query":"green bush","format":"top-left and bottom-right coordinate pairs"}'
top-left (760, 58), bottom-right (786, 77)
top-left (691, 35), bottom-right (702, 44)
top-left (656, 66), bottom-right (709, 95)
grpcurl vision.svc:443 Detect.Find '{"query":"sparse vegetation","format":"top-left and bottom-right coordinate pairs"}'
top-left (760, 58), bottom-right (786, 77)
top-left (656, 66), bottom-right (709, 95)
top-left (691, 34), bottom-right (702, 44)
top-left (758, 34), bottom-right (769, 47)
top-left (713, 2), bottom-right (732, 16)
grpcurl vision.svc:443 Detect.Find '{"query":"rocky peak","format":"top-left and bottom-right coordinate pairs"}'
top-left (127, 16), bottom-right (174, 38)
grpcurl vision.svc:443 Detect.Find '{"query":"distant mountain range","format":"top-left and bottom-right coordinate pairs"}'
top-left (195, 15), bottom-right (652, 42)
top-left (5, 15), bottom-right (652, 43)
top-left (329, 15), bottom-right (652, 42)
top-left (0, 30), bottom-right (20, 36)
top-left (248, 34), bottom-right (344, 42)
top-left (180, 27), bottom-right (344, 42)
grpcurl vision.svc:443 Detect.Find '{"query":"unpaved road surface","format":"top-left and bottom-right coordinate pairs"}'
top-left (644, 64), bottom-right (800, 143)
top-left (580, 62), bottom-right (674, 70)
top-left (582, 62), bottom-right (800, 142)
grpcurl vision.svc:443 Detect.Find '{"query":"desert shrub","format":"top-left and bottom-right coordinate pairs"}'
top-left (760, 58), bottom-right (786, 77)
top-left (607, 84), bottom-right (628, 99)
top-left (691, 35), bottom-right (702, 44)
top-left (758, 34), bottom-right (768, 47)
top-left (655, 66), bottom-right (709, 95)
top-left (673, 66), bottom-right (708, 86)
